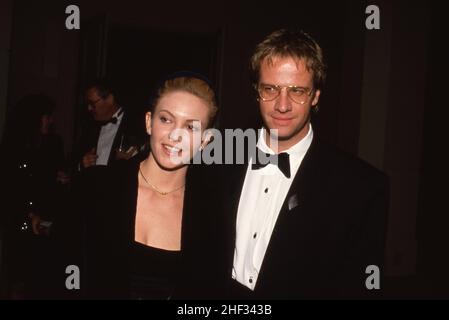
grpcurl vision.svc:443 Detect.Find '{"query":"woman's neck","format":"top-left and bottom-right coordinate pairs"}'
top-left (140, 153), bottom-right (187, 190)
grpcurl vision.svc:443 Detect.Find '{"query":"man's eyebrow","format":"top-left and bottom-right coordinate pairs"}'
top-left (260, 83), bottom-right (310, 89)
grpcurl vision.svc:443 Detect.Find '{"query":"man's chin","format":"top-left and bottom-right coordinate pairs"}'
top-left (265, 119), bottom-right (310, 141)
top-left (266, 127), bottom-right (297, 141)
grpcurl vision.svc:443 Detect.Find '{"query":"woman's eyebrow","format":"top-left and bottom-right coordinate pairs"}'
top-left (158, 109), bottom-right (203, 124)
top-left (185, 119), bottom-right (202, 123)
top-left (157, 109), bottom-right (175, 117)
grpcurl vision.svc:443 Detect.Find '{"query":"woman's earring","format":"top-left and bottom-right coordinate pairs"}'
top-left (313, 105), bottom-right (319, 113)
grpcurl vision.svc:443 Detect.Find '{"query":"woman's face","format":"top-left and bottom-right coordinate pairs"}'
top-left (146, 90), bottom-right (211, 170)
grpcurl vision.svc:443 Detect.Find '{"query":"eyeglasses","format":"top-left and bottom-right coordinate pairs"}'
top-left (87, 98), bottom-right (102, 108)
top-left (256, 83), bottom-right (314, 105)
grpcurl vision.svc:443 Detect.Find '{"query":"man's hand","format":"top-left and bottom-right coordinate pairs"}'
top-left (28, 213), bottom-right (51, 236)
top-left (115, 146), bottom-right (138, 160)
top-left (57, 170), bottom-right (70, 184)
top-left (28, 212), bottom-right (42, 236)
top-left (82, 148), bottom-right (97, 168)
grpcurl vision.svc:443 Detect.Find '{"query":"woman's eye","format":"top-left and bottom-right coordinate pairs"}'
top-left (187, 124), bottom-right (199, 131)
top-left (160, 116), bottom-right (171, 123)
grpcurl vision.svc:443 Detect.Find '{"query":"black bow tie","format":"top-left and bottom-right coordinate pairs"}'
top-left (99, 109), bottom-right (123, 126)
top-left (100, 117), bottom-right (118, 126)
top-left (251, 148), bottom-right (291, 178)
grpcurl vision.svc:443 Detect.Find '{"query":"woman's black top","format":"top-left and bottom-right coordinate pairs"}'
top-left (129, 241), bottom-right (180, 300)
top-left (72, 155), bottom-right (220, 299)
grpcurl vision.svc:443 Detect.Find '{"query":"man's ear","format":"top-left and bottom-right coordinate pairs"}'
top-left (145, 112), bottom-right (152, 135)
top-left (106, 93), bottom-right (115, 105)
top-left (311, 89), bottom-right (321, 107)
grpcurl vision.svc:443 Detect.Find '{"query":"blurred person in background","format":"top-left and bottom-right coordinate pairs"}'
top-left (0, 94), bottom-right (68, 299)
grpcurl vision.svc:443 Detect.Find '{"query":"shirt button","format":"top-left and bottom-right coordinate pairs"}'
top-left (253, 233), bottom-right (257, 239)
top-left (264, 188), bottom-right (269, 193)
top-left (249, 278), bottom-right (253, 284)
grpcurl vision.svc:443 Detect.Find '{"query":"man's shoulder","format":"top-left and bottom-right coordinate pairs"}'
top-left (314, 140), bottom-right (388, 188)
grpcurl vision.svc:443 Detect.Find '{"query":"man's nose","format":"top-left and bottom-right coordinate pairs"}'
top-left (275, 88), bottom-right (292, 113)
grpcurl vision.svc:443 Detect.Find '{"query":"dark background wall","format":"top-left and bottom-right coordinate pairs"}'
top-left (1, 0), bottom-right (446, 297)
top-left (4, 0), bottom-right (361, 157)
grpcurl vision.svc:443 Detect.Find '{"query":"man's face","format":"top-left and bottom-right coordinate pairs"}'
top-left (40, 114), bottom-right (53, 135)
top-left (258, 56), bottom-right (320, 151)
top-left (85, 87), bottom-right (114, 122)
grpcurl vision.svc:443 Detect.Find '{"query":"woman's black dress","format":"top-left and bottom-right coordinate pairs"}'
top-left (72, 156), bottom-right (220, 299)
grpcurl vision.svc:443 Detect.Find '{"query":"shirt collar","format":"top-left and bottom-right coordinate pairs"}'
top-left (113, 107), bottom-right (124, 120)
top-left (257, 124), bottom-right (313, 176)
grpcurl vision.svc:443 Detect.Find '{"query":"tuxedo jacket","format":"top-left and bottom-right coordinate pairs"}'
top-left (73, 111), bottom-right (144, 170)
top-left (215, 137), bottom-right (389, 299)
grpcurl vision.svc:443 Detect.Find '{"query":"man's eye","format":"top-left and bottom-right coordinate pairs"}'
top-left (291, 88), bottom-right (306, 95)
top-left (263, 86), bottom-right (276, 92)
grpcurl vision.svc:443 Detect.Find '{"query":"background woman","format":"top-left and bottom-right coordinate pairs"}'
top-left (0, 94), bottom-right (67, 299)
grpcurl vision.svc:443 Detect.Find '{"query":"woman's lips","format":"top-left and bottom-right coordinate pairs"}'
top-left (162, 144), bottom-right (182, 157)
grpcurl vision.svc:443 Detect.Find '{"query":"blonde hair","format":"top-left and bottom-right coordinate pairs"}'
top-left (251, 29), bottom-right (327, 90)
top-left (153, 76), bottom-right (218, 127)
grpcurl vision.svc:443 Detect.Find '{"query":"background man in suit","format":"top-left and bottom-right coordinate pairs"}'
top-left (218, 29), bottom-right (389, 299)
top-left (75, 79), bottom-right (142, 170)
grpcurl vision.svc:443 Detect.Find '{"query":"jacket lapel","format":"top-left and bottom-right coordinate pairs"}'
top-left (108, 113), bottom-right (126, 165)
top-left (254, 138), bottom-right (332, 291)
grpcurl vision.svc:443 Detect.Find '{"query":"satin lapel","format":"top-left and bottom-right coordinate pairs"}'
top-left (108, 113), bottom-right (126, 165)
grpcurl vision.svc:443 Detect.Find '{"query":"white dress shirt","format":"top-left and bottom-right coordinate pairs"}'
top-left (96, 108), bottom-right (124, 166)
top-left (232, 124), bottom-right (313, 290)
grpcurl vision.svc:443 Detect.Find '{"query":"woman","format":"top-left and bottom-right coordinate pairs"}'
top-left (76, 73), bottom-right (219, 299)
top-left (0, 94), bottom-right (66, 298)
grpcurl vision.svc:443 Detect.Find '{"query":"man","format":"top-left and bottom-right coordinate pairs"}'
top-left (58, 80), bottom-right (145, 298)
top-left (75, 80), bottom-right (142, 170)
top-left (217, 29), bottom-right (389, 299)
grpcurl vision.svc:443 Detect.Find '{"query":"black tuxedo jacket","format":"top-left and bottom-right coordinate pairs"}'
top-left (215, 137), bottom-right (389, 299)
top-left (73, 111), bottom-right (144, 170)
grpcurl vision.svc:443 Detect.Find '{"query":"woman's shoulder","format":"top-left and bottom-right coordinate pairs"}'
top-left (111, 155), bottom-right (142, 178)
top-left (75, 157), bottom-right (141, 202)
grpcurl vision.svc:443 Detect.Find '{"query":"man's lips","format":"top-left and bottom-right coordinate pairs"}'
top-left (271, 115), bottom-right (294, 126)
